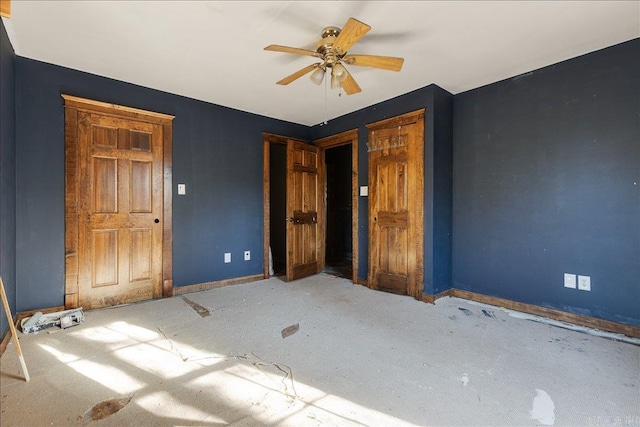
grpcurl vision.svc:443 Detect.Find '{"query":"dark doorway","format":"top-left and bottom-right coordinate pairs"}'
top-left (269, 143), bottom-right (287, 276)
top-left (324, 144), bottom-right (353, 279)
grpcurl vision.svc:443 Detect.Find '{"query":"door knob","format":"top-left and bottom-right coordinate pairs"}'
top-left (154, 218), bottom-right (160, 223)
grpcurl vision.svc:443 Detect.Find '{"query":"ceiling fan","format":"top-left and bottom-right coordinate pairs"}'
top-left (264, 17), bottom-right (404, 95)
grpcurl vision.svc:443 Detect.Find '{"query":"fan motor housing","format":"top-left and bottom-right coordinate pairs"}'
top-left (316, 26), bottom-right (342, 57)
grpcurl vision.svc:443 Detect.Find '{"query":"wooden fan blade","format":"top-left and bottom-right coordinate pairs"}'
top-left (340, 68), bottom-right (362, 95)
top-left (333, 18), bottom-right (371, 54)
top-left (277, 63), bottom-right (320, 85)
top-left (343, 54), bottom-right (404, 72)
top-left (264, 44), bottom-right (321, 58)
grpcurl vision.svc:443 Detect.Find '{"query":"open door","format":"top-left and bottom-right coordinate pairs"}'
top-left (286, 139), bottom-right (322, 281)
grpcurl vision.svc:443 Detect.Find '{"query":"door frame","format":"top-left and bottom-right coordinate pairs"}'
top-left (263, 130), bottom-right (359, 283)
top-left (314, 129), bottom-right (359, 284)
top-left (63, 95), bottom-right (175, 309)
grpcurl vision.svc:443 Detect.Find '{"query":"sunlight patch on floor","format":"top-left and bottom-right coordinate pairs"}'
top-left (68, 323), bottom-right (153, 348)
top-left (38, 343), bottom-right (81, 364)
top-left (113, 342), bottom-right (200, 379)
top-left (40, 342), bottom-right (146, 394)
top-left (67, 358), bottom-right (145, 394)
top-left (106, 321), bottom-right (161, 340)
top-left (135, 390), bottom-right (227, 424)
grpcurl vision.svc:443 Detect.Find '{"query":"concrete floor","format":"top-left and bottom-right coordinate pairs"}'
top-left (1, 274), bottom-right (638, 426)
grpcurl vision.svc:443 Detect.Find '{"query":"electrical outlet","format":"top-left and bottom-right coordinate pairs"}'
top-left (578, 275), bottom-right (591, 291)
top-left (244, 251), bottom-right (250, 261)
top-left (564, 273), bottom-right (577, 289)
top-left (224, 252), bottom-right (231, 263)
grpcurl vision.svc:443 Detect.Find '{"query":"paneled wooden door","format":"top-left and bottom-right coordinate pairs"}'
top-left (64, 95), bottom-right (174, 310)
top-left (367, 110), bottom-right (424, 298)
top-left (286, 140), bottom-right (322, 281)
top-left (78, 113), bottom-right (163, 309)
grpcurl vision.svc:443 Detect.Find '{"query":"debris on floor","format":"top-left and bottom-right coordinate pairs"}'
top-left (21, 308), bottom-right (84, 334)
top-left (530, 389), bottom-right (555, 426)
top-left (481, 309), bottom-right (496, 318)
top-left (181, 296), bottom-right (211, 318)
top-left (81, 396), bottom-right (132, 424)
top-left (281, 323), bottom-right (299, 338)
top-left (458, 307), bottom-right (473, 316)
top-left (460, 373), bottom-right (469, 386)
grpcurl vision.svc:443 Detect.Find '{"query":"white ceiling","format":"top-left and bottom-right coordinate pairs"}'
top-left (3, 1), bottom-right (639, 126)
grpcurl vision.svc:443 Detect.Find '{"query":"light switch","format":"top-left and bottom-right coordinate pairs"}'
top-left (360, 186), bottom-right (368, 197)
top-left (178, 184), bottom-right (186, 195)
top-left (564, 273), bottom-right (576, 289)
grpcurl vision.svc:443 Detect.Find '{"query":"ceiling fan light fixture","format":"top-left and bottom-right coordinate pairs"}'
top-left (330, 73), bottom-right (341, 90)
top-left (310, 66), bottom-right (325, 85)
top-left (332, 63), bottom-right (348, 82)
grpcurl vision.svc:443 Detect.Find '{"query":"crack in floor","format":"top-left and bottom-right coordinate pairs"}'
top-left (157, 328), bottom-right (300, 400)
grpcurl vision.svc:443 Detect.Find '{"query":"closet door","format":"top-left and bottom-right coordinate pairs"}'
top-left (367, 110), bottom-right (424, 298)
top-left (64, 95), bottom-right (174, 309)
top-left (77, 114), bottom-right (164, 309)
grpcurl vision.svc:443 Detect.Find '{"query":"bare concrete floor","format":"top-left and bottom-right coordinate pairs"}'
top-left (1, 274), bottom-right (638, 426)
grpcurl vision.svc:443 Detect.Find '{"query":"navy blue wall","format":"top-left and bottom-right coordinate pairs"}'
top-left (0, 19), bottom-right (16, 336)
top-left (432, 89), bottom-right (454, 294)
top-left (14, 58), bottom-right (308, 312)
top-left (310, 85), bottom-right (454, 295)
top-left (453, 39), bottom-right (640, 326)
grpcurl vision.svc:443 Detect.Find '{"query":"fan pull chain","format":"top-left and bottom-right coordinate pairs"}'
top-left (323, 70), bottom-right (328, 125)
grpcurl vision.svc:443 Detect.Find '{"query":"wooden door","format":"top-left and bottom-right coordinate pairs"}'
top-left (76, 113), bottom-right (164, 309)
top-left (367, 110), bottom-right (424, 298)
top-left (286, 140), bottom-right (322, 281)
